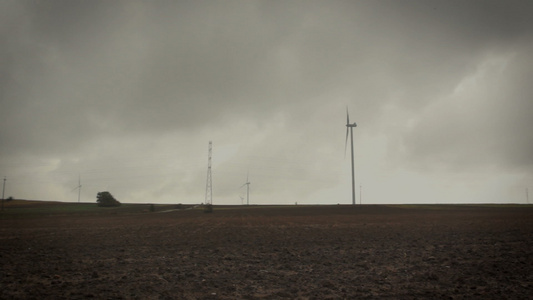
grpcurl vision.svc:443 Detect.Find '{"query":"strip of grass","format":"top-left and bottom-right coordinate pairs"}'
top-left (392, 204), bottom-right (533, 210)
top-left (0, 200), bottom-right (202, 219)
top-left (0, 202), bottom-right (153, 219)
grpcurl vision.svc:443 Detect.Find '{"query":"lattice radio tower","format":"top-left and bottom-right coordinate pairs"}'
top-left (205, 141), bottom-right (213, 205)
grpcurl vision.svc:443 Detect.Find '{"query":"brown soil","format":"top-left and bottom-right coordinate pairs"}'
top-left (1, 204), bottom-right (532, 299)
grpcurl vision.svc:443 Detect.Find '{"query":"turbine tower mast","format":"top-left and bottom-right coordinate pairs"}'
top-left (71, 174), bottom-right (82, 203)
top-left (77, 175), bottom-right (81, 203)
top-left (246, 180), bottom-right (250, 205)
top-left (345, 108), bottom-right (357, 205)
top-left (241, 173), bottom-right (250, 205)
top-left (205, 141), bottom-right (213, 205)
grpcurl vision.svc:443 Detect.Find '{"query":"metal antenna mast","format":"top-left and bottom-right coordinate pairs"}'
top-left (345, 107), bottom-right (357, 205)
top-left (205, 141), bottom-right (213, 205)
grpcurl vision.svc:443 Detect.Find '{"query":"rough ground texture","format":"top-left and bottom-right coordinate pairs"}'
top-left (1, 204), bottom-right (532, 299)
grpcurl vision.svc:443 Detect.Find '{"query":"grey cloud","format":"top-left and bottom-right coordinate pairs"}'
top-left (402, 46), bottom-right (533, 173)
top-left (1, 0), bottom-right (532, 204)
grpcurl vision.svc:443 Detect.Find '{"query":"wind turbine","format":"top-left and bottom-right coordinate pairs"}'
top-left (345, 108), bottom-right (357, 205)
top-left (240, 173), bottom-right (250, 205)
top-left (72, 174), bottom-right (82, 203)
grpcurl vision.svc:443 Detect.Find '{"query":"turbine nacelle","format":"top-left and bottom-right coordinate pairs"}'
top-left (240, 182), bottom-right (250, 188)
top-left (345, 108), bottom-right (357, 154)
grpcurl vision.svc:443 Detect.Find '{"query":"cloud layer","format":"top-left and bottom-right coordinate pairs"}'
top-left (1, 0), bottom-right (532, 204)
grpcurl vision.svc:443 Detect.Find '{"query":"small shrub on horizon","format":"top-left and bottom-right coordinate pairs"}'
top-left (96, 191), bottom-right (121, 207)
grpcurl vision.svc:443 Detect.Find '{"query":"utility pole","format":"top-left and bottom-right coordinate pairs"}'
top-left (360, 185), bottom-right (362, 205)
top-left (1, 177), bottom-right (6, 211)
top-left (205, 141), bottom-right (213, 205)
top-left (246, 181), bottom-right (250, 205)
top-left (527, 188), bottom-right (529, 204)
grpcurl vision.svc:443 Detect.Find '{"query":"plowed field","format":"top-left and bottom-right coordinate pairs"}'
top-left (1, 203), bottom-right (532, 299)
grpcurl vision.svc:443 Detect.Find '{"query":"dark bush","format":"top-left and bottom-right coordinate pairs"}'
top-left (96, 191), bottom-right (121, 207)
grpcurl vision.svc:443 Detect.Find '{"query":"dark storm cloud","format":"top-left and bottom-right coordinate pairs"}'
top-left (361, 0), bottom-right (533, 108)
top-left (1, 1), bottom-right (353, 154)
top-left (1, 1), bottom-right (304, 154)
top-left (358, 0), bottom-right (533, 174)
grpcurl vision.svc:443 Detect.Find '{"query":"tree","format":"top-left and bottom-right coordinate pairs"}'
top-left (96, 191), bottom-right (121, 207)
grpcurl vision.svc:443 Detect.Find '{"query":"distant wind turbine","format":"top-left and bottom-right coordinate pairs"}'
top-left (240, 173), bottom-right (251, 205)
top-left (345, 108), bottom-right (357, 205)
top-left (72, 175), bottom-right (82, 203)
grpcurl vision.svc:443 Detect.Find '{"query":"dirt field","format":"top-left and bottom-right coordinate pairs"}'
top-left (1, 203), bottom-right (532, 299)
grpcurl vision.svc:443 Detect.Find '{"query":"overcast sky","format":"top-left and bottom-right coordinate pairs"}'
top-left (1, 0), bottom-right (532, 205)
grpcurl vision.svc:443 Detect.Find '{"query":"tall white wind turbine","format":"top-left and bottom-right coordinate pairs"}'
top-left (345, 108), bottom-right (357, 205)
top-left (240, 173), bottom-right (251, 205)
top-left (72, 174), bottom-right (82, 203)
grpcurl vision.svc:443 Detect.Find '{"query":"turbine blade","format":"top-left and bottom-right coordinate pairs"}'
top-left (345, 127), bottom-right (349, 157)
top-left (346, 107), bottom-right (350, 125)
top-left (345, 107), bottom-right (350, 157)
